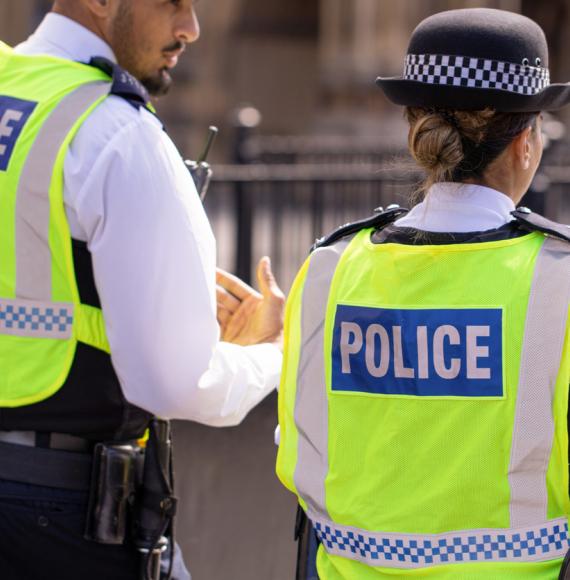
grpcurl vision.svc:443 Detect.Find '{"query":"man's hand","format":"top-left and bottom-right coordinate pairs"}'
top-left (216, 257), bottom-right (285, 348)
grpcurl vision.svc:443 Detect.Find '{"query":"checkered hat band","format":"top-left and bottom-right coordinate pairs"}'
top-left (0, 298), bottom-right (74, 339)
top-left (313, 516), bottom-right (569, 568)
top-left (404, 53), bottom-right (550, 96)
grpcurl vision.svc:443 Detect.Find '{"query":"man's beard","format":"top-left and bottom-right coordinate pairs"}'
top-left (143, 40), bottom-right (185, 96)
top-left (111, 0), bottom-right (174, 97)
top-left (141, 68), bottom-right (173, 97)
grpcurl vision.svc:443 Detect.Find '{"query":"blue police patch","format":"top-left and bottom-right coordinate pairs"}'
top-left (0, 96), bottom-right (37, 171)
top-left (331, 305), bottom-right (503, 397)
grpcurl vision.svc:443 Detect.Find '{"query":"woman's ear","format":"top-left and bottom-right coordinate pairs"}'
top-left (511, 126), bottom-right (533, 171)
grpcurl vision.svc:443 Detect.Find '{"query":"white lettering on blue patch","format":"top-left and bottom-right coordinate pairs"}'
top-left (0, 96), bottom-right (37, 171)
top-left (332, 306), bottom-right (503, 396)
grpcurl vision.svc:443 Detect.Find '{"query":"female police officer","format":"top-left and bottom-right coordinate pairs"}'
top-left (276, 8), bottom-right (570, 580)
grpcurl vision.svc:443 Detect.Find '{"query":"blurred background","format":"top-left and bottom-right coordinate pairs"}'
top-left (2, 1), bottom-right (570, 578)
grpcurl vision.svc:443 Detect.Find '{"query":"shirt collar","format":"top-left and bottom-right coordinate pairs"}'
top-left (394, 182), bottom-right (517, 233)
top-left (17, 12), bottom-right (116, 64)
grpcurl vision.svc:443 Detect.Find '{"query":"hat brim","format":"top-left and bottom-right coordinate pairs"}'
top-left (376, 76), bottom-right (570, 112)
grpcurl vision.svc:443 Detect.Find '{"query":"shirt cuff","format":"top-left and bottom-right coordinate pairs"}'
top-left (191, 342), bottom-right (283, 427)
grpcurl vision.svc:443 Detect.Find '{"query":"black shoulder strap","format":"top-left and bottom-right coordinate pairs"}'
top-left (312, 205), bottom-right (409, 252)
top-left (511, 208), bottom-right (570, 244)
top-left (88, 56), bottom-right (151, 110)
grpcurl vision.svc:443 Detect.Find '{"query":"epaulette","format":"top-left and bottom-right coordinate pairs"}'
top-left (311, 205), bottom-right (409, 252)
top-left (511, 207), bottom-right (570, 244)
top-left (88, 57), bottom-right (151, 110)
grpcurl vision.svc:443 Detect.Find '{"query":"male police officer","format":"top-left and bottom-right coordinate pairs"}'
top-left (0, 1), bottom-right (284, 579)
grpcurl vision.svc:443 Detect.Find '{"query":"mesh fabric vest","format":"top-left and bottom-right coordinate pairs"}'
top-left (0, 42), bottom-right (112, 406)
top-left (277, 228), bottom-right (570, 579)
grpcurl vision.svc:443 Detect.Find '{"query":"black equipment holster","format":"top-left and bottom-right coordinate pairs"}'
top-left (84, 442), bottom-right (141, 544)
top-left (83, 419), bottom-right (177, 580)
top-left (132, 419), bottom-right (178, 580)
top-left (559, 550), bottom-right (570, 580)
top-left (295, 505), bottom-right (320, 580)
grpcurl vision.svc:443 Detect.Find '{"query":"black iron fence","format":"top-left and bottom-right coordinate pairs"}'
top-left (204, 134), bottom-right (570, 291)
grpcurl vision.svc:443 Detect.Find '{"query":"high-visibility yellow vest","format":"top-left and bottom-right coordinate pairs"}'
top-left (0, 42), bottom-right (115, 406)
top-left (277, 226), bottom-right (570, 579)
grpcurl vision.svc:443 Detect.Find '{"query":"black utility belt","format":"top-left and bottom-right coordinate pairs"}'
top-left (0, 430), bottom-right (93, 452)
top-left (0, 439), bottom-right (93, 491)
top-left (0, 437), bottom-right (144, 545)
top-left (0, 421), bottom-right (177, 552)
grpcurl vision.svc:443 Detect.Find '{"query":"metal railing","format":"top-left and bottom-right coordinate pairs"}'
top-left (204, 135), bottom-right (570, 291)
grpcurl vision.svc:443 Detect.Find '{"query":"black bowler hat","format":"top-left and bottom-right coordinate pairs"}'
top-left (376, 8), bottom-right (570, 112)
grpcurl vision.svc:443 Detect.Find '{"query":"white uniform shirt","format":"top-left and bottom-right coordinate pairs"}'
top-left (15, 13), bottom-right (282, 426)
top-left (394, 182), bottom-right (516, 231)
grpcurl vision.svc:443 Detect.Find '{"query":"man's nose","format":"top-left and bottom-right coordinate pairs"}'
top-left (175, 6), bottom-right (200, 44)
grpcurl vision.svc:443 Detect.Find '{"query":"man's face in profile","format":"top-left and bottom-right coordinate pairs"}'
top-left (109, 0), bottom-right (199, 96)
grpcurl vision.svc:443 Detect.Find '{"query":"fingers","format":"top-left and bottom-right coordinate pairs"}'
top-left (216, 268), bottom-right (261, 301)
top-left (257, 256), bottom-right (285, 301)
top-left (217, 305), bottom-right (231, 334)
top-left (216, 284), bottom-right (241, 313)
top-left (223, 310), bottom-right (247, 343)
top-left (223, 298), bottom-right (258, 343)
top-left (216, 284), bottom-right (242, 338)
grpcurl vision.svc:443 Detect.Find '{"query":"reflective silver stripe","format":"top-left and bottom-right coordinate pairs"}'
top-left (294, 238), bottom-right (352, 518)
top-left (310, 511), bottom-right (569, 568)
top-left (509, 237), bottom-right (570, 527)
top-left (0, 298), bottom-right (73, 339)
top-left (15, 81), bottom-right (111, 301)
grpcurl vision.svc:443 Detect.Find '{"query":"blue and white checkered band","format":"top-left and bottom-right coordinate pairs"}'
top-left (404, 54), bottom-right (550, 96)
top-left (0, 298), bottom-right (74, 339)
top-left (312, 516), bottom-right (569, 568)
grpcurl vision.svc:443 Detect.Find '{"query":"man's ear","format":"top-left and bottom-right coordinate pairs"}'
top-left (511, 126), bottom-right (533, 171)
top-left (83, 0), bottom-right (113, 18)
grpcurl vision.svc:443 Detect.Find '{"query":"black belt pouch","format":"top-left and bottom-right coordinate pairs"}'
top-left (84, 443), bottom-right (139, 544)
